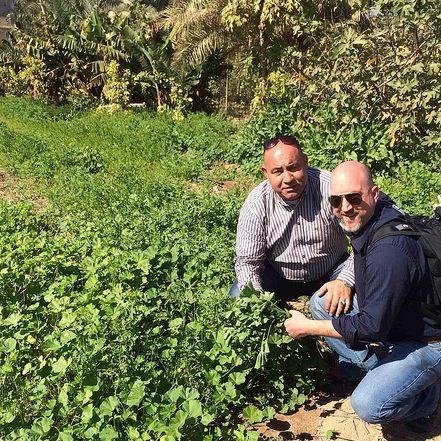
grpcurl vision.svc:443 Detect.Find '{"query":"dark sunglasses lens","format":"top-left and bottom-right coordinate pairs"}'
top-left (264, 138), bottom-right (277, 150)
top-left (329, 195), bottom-right (342, 208)
top-left (279, 136), bottom-right (298, 145)
top-left (346, 193), bottom-right (363, 205)
top-left (329, 193), bottom-right (363, 208)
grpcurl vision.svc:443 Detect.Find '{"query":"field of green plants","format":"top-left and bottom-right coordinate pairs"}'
top-left (0, 96), bottom-right (440, 440)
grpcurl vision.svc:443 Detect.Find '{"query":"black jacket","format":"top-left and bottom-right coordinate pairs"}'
top-left (332, 197), bottom-right (440, 345)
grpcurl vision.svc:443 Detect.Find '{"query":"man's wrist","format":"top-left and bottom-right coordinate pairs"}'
top-left (336, 278), bottom-right (352, 289)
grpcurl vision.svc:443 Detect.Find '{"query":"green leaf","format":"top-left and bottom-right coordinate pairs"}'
top-left (2, 411), bottom-right (15, 424)
top-left (3, 312), bottom-right (21, 326)
top-left (2, 337), bottom-right (16, 353)
top-left (44, 337), bottom-right (62, 352)
top-left (81, 404), bottom-right (94, 423)
top-left (263, 406), bottom-right (276, 420)
top-left (326, 428), bottom-right (337, 439)
top-left (182, 399), bottom-right (202, 418)
top-left (229, 372), bottom-right (246, 385)
top-left (58, 432), bottom-right (74, 441)
top-left (52, 356), bottom-right (70, 374)
top-left (83, 373), bottom-right (100, 391)
top-left (224, 382), bottom-right (237, 399)
top-left (125, 380), bottom-right (145, 407)
top-left (169, 409), bottom-right (187, 430)
top-left (127, 426), bottom-right (140, 440)
top-left (84, 427), bottom-right (99, 439)
top-left (58, 388), bottom-right (69, 407)
top-left (85, 275), bottom-right (99, 290)
top-left (166, 385), bottom-right (184, 403)
top-left (201, 413), bottom-right (215, 425)
top-left (99, 425), bottom-right (118, 440)
top-left (99, 396), bottom-right (119, 417)
top-left (31, 416), bottom-right (53, 435)
top-left (60, 330), bottom-right (77, 344)
top-left (242, 405), bottom-right (264, 424)
top-left (297, 393), bottom-right (306, 405)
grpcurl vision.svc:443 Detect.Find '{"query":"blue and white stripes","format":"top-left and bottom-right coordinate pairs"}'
top-left (235, 167), bottom-right (354, 291)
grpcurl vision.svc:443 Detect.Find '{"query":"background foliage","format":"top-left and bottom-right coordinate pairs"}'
top-left (0, 0), bottom-right (440, 438)
top-left (0, 93), bottom-right (439, 439)
top-left (1, 0), bottom-right (440, 167)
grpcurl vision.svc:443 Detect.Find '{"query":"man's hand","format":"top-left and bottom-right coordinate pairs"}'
top-left (284, 310), bottom-right (311, 339)
top-left (318, 280), bottom-right (351, 317)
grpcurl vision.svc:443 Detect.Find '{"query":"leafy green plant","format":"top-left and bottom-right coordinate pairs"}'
top-left (326, 428), bottom-right (338, 440)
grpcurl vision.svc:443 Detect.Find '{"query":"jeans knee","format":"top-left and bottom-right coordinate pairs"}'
top-left (351, 388), bottom-right (383, 424)
top-left (309, 292), bottom-right (329, 320)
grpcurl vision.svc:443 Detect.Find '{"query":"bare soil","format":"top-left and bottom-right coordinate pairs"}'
top-left (0, 169), bottom-right (47, 210)
top-left (254, 385), bottom-right (441, 440)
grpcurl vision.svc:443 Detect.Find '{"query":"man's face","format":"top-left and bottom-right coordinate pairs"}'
top-left (261, 143), bottom-right (308, 201)
top-left (330, 177), bottom-right (379, 234)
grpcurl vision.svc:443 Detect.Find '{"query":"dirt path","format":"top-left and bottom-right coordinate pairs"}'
top-left (0, 169), bottom-right (47, 210)
top-left (255, 388), bottom-right (441, 440)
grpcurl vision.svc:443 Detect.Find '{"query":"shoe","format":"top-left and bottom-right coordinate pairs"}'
top-left (403, 416), bottom-right (436, 434)
top-left (403, 403), bottom-right (441, 435)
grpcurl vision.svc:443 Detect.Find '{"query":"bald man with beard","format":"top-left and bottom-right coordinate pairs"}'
top-left (284, 160), bottom-right (441, 433)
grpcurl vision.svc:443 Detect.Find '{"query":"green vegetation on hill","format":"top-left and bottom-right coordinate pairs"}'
top-left (0, 96), bottom-right (439, 439)
top-left (0, 97), bottom-right (325, 440)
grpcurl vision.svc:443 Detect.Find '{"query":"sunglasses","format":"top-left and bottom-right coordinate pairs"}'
top-left (264, 135), bottom-right (299, 151)
top-left (329, 192), bottom-right (363, 209)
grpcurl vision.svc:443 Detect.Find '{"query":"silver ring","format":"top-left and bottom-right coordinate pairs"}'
top-left (339, 299), bottom-right (347, 307)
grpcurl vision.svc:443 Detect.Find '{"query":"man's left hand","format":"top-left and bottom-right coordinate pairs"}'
top-left (318, 280), bottom-right (351, 317)
top-left (284, 310), bottom-right (311, 339)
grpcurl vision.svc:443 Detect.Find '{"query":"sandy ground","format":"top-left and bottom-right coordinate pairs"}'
top-left (255, 389), bottom-right (441, 440)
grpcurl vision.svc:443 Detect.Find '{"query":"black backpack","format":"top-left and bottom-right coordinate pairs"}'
top-left (368, 206), bottom-right (441, 327)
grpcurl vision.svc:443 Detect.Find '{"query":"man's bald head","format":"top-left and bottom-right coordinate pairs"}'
top-left (330, 161), bottom-right (379, 234)
top-left (330, 161), bottom-right (374, 194)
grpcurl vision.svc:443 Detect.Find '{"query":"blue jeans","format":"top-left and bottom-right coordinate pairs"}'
top-left (310, 292), bottom-right (441, 423)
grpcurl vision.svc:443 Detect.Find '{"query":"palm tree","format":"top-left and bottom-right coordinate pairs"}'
top-left (160, 0), bottom-right (229, 69)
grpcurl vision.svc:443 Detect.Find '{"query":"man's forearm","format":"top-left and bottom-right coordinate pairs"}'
top-left (304, 319), bottom-right (342, 338)
top-left (284, 310), bottom-right (343, 339)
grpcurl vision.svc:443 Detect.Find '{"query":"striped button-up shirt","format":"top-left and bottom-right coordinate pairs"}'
top-left (235, 167), bottom-right (354, 291)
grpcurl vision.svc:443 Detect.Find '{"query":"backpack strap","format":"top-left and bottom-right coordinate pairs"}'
top-left (367, 219), bottom-right (441, 327)
top-left (409, 303), bottom-right (441, 327)
top-left (368, 220), bottom-right (420, 250)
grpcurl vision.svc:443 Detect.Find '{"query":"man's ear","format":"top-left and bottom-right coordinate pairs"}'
top-left (261, 165), bottom-right (268, 178)
top-left (371, 185), bottom-right (380, 202)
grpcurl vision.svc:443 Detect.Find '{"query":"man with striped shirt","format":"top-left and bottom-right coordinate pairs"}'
top-left (231, 135), bottom-right (354, 316)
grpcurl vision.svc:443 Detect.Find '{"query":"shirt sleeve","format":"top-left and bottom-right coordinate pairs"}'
top-left (234, 204), bottom-right (267, 292)
top-left (332, 237), bottom-right (419, 346)
top-left (333, 251), bottom-right (355, 287)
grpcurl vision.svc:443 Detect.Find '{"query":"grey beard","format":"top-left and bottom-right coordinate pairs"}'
top-left (338, 218), bottom-right (362, 234)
